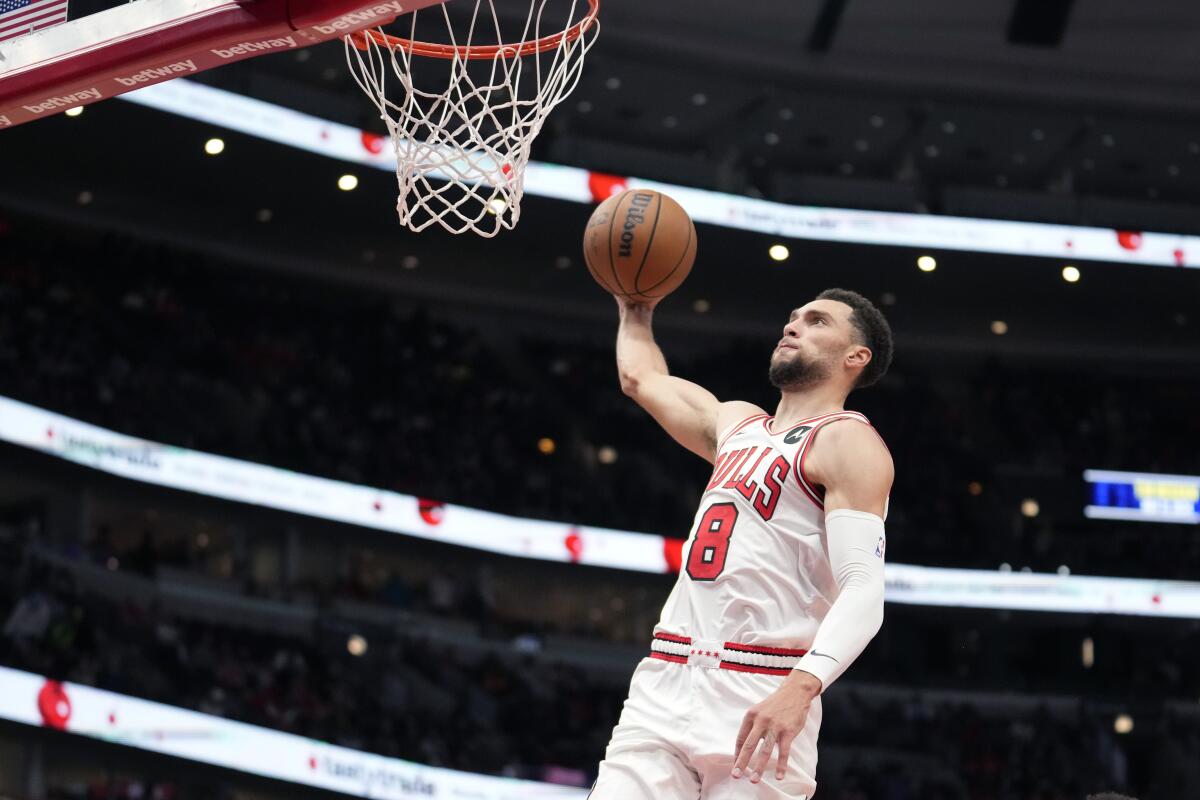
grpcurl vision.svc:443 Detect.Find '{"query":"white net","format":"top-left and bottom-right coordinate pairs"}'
top-left (345, 0), bottom-right (599, 237)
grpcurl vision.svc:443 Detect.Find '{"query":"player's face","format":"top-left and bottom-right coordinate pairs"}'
top-left (768, 300), bottom-right (855, 390)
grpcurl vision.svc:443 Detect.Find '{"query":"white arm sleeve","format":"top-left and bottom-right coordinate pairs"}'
top-left (793, 508), bottom-right (886, 692)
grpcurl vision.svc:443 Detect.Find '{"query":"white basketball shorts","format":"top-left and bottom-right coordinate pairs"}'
top-left (590, 636), bottom-right (821, 800)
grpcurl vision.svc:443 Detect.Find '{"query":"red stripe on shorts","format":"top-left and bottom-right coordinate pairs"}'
top-left (722, 641), bottom-right (808, 657)
top-left (649, 652), bottom-right (689, 665)
top-left (719, 661), bottom-right (794, 676)
top-left (653, 632), bottom-right (692, 645)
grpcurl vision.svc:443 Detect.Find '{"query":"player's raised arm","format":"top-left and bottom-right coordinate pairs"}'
top-left (615, 299), bottom-right (758, 463)
top-left (615, 299), bottom-right (719, 461)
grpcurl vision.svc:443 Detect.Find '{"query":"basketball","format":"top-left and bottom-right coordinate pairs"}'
top-left (583, 189), bottom-right (697, 302)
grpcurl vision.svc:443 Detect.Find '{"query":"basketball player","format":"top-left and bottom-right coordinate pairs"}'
top-left (590, 288), bottom-right (894, 800)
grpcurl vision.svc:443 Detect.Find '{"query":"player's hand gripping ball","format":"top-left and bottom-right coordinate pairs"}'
top-left (583, 189), bottom-right (697, 302)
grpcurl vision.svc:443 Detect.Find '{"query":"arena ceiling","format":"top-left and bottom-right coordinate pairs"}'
top-left (2, 0), bottom-right (1199, 365)
top-left (189, 0), bottom-right (1200, 231)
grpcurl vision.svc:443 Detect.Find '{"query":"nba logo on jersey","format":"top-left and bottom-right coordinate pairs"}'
top-left (875, 536), bottom-right (886, 558)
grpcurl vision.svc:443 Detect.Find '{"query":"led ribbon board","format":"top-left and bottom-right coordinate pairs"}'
top-left (4, 394), bottom-right (1200, 617)
top-left (113, 79), bottom-right (1200, 268)
top-left (0, 665), bottom-right (586, 799)
top-left (1085, 469), bottom-right (1200, 524)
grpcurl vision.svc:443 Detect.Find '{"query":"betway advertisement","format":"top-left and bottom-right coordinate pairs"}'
top-left (3, 392), bottom-right (1200, 618)
top-left (0, 665), bottom-right (586, 798)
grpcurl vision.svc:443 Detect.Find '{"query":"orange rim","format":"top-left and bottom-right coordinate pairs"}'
top-left (349, 0), bottom-right (598, 59)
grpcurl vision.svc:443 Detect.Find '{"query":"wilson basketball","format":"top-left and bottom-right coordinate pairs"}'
top-left (583, 190), bottom-right (697, 302)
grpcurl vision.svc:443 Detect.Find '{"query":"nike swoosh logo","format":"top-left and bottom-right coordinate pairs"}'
top-left (809, 651), bottom-right (839, 663)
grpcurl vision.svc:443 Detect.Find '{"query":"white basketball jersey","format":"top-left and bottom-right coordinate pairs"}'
top-left (655, 410), bottom-right (881, 650)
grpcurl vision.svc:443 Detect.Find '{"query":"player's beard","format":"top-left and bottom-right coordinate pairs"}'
top-left (768, 348), bottom-right (832, 391)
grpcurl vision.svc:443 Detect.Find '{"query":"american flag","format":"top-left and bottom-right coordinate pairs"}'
top-left (0, 0), bottom-right (69, 44)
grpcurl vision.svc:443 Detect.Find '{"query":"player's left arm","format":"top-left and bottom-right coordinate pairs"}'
top-left (732, 421), bottom-right (893, 784)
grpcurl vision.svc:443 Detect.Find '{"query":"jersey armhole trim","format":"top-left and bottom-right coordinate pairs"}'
top-left (791, 413), bottom-right (872, 511)
top-left (767, 409), bottom-right (864, 436)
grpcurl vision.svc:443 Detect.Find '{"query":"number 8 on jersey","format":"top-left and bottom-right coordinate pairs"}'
top-left (686, 502), bottom-right (739, 581)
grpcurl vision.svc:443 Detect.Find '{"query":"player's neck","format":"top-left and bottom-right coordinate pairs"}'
top-left (772, 384), bottom-right (847, 427)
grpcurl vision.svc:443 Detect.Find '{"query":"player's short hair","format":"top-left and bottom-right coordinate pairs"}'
top-left (816, 288), bottom-right (893, 388)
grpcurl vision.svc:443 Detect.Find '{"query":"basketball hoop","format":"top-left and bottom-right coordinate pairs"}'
top-left (345, 0), bottom-right (599, 237)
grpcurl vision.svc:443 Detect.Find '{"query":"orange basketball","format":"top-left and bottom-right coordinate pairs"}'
top-left (582, 189), bottom-right (697, 302)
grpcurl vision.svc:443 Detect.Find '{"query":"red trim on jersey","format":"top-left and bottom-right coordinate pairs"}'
top-left (716, 413), bottom-right (770, 453)
top-left (723, 641), bottom-right (809, 657)
top-left (764, 409), bottom-right (863, 436)
top-left (719, 661), bottom-right (794, 676)
top-left (653, 632), bottom-right (692, 645)
top-left (649, 652), bottom-right (689, 665)
top-left (790, 413), bottom-right (872, 511)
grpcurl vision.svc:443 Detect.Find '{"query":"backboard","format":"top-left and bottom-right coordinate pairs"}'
top-left (0, 0), bottom-right (449, 128)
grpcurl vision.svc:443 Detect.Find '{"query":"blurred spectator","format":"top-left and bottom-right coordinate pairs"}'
top-left (2, 224), bottom-right (1199, 580)
top-left (1, 545), bottom-right (1196, 799)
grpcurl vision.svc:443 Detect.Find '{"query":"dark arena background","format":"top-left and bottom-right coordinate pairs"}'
top-left (2, 1), bottom-right (1200, 799)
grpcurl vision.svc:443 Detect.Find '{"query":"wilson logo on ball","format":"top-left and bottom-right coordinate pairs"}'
top-left (618, 192), bottom-right (654, 258)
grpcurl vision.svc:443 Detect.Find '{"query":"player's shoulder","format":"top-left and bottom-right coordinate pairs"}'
top-left (715, 400), bottom-right (768, 432)
top-left (712, 401), bottom-right (769, 451)
top-left (810, 416), bottom-right (893, 470)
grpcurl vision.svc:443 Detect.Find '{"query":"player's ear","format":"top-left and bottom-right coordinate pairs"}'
top-left (846, 345), bottom-right (872, 371)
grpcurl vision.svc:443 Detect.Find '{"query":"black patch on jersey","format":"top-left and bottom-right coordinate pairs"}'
top-left (783, 425), bottom-right (812, 445)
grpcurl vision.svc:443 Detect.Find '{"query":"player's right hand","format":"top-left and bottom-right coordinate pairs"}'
top-left (614, 294), bottom-right (659, 313)
top-left (731, 670), bottom-right (822, 783)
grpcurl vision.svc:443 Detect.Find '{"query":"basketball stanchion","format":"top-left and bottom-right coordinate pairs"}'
top-left (345, 0), bottom-right (600, 237)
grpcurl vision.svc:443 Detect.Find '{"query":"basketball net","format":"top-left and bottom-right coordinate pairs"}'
top-left (345, 0), bottom-right (599, 237)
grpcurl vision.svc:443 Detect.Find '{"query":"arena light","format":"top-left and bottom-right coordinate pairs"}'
top-left (967, 481), bottom-right (983, 496)
top-left (768, 244), bottom-right (790, 262)
top-left (204, 137), bottom-right (225, 155)
top-left (1021, 498), bottom-right (1040, 518)
top-left (990, 320), bottom-right (1008, 335)
top-left (917, 255), bottom-right (937, 272)
top-left (337, 173), bottom-right (359, 191)
top-left (1114, 714), bottom-right (1134, 734)
top-left (597, 446), bottom-right (618, 465)
top-left (1081, 637), bottom-right (1094, 668)
top-left (64, 106), bottom-right (84, 117)
top-left (537, 437), bottom-right (556, 455)
top-left (486, 197), bottom-right (507, 216)
top-left (1062, 265), bottom-right (1081, 283)
top-left (692, 299), bottom-right (711, 313)
top-left (346, 634), bottom-right (368, 656)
